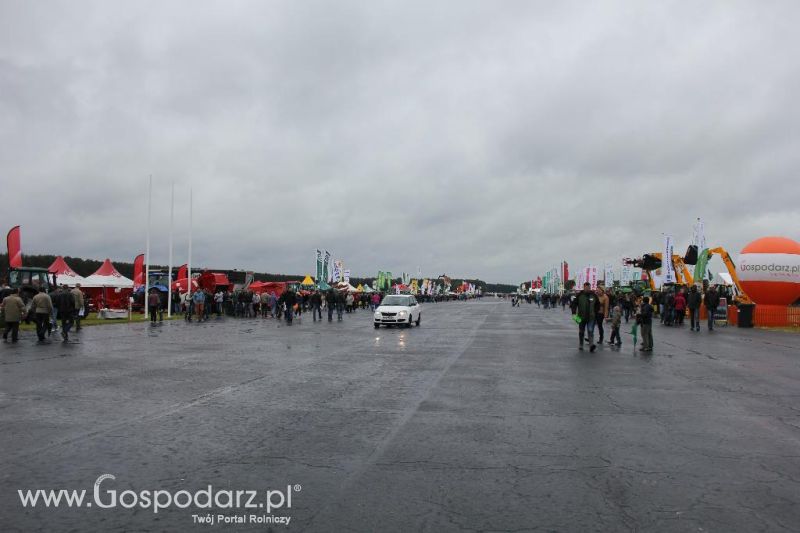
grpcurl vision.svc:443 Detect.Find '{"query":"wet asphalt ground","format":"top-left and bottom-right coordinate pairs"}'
top-left (1, 299), bottom-right (799, 532)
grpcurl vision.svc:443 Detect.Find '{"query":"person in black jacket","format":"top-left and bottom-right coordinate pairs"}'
top-left (335, 290), bottom-right (345, 322)
top-left (282, 289), bottom-right (297, 325)
top-left (638, 296), bottom-right (654, 351)
top-left (52, 284), bottom-right (76, 341)
top-left (310, 290), bottom-right (322, 322)
top-left (325, 289), bottom-right (336, 322)
top-left (570, 283), bottom-right (601, 352)
top-left (704, 286), bottom-right (720, 331)
top-left (687, 285), bottom-right (702, 331)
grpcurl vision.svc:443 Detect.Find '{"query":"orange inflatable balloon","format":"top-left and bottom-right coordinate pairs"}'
top-left (738, 237), bottom-right (800, 306)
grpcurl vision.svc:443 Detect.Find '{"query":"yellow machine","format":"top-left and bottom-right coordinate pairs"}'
top-left (695, 247), bottom-right (752, 304)
top-left (627, 253), bottom-right (693, 291)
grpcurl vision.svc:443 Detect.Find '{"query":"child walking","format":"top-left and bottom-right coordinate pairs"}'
top-left (608, 302), bottom-right (622, 346)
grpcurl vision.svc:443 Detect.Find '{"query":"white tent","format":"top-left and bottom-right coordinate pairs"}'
top-left (717, 272), bottom-right (734, 286)
top-left (82, 259), bottom-right (134, 288)
top-left (48, 256), bottom-right (86, 287)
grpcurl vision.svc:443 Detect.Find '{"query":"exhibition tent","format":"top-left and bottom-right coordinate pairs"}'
top-left (82, 259), bottom-right (134, 288)
top-left (81, 259), bottom-right (134, 309)
top-left (48, 256), bottom-right (86, 287)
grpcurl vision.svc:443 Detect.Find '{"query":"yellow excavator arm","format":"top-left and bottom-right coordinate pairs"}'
top-left (673, 255), bottom-right (694, 286)
top-left (707, 247), bottom-right (752, 304)
top-left (646, 252), bottom-right (693, 287)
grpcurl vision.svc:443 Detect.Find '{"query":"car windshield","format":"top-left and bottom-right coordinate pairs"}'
top-left (381, 296), bottom-right (410, 306)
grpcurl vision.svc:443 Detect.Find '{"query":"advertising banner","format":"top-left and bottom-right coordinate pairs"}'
top-left (589, 266), bottom-right (598, 289)
top-left (664, 235), bottom-right (676, 284)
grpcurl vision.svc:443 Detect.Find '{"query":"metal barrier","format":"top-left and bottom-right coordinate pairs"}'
top-left (754, 305), bottom-right (800, 328)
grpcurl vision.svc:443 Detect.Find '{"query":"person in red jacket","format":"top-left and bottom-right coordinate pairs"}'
top-left (673, 289), bottom-right (687, 326)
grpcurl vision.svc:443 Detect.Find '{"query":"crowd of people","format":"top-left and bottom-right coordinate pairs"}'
top-left (1, 283), bottom-right (86, 343)
top-left (146, 287), bottom-right (461, 326)
top-left (565, 282), bottom-right (729, 353)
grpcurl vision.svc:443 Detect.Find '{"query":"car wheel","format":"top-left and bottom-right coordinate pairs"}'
top-left (374, 323), bottom-right (380, 329)
top-left (415, 314), bottom-right (421, 326)
top-left (406, 317), bottom-right (412, 328)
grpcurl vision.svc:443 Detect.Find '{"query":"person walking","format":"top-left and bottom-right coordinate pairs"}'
top-left (182, 291), bottom-right (192, 321)
top-left (704, 286), bottom-right (720, 331)
top-left (311, 290), bottom-right (322, 322)
top-left (335, 290), bottom-right (345, 321)
top-left (326, 289), bottom-right (336, 322)
top-left (596, 286), bottom-right (609, 344)
top-left (147, 289), bottom-right (160, 323)
top-left (283, 289), bottom-right (297, 325)
top-left (192, 290), bottom-right (206, 322)
top-left (214, 290), bottom-right (224, 317)
top-left (1, 288), bottom-right (26, 343)
top-left (673, 289), bottom-right (687, 326)
top-left (204, 290), bottom-right (212, 320)
top-left (268, 291), bottom-right (277, 318)
top-left (49, 287), bottom-right (59, 334)
top-left (638, 296), bottom-right (654, 352)
top-left (371, 292), bottom-right (380, 311)
top-left (52, 284), bottom-right (76, 341)
top-left (687, 285), bottom-right (702, 331)
top-left (31, 288), bottom-right (53, 342)
top-left (663, 290), bottom-right (675, 326)
top-left (570, 282), bottom-right (600, 352)
top-left (71, 283), bottom-right (85, 331)
top-left (608, 301), bottom-right (622, 346)
top-left (171, 290), bottom-right (181, 316)
top-left (252, 291), bottom-right (261, 318)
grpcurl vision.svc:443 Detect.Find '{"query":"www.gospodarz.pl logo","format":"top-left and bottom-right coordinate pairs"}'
top-left (17, 474), bottom-right (300, 521)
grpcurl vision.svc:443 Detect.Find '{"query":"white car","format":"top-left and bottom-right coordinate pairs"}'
top-left (374, 295), bottom-right (421, 328)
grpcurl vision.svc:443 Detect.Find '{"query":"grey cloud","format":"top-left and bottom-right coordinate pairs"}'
top-left (1, 0), bottom-right (799, 283)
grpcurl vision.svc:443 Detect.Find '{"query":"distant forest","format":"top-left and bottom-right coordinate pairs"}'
top-left (0, 254), bottom-right (518, 293)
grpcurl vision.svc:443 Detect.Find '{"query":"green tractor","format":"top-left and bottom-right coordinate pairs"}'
top-left (1, 266), bottom-right (58, 328)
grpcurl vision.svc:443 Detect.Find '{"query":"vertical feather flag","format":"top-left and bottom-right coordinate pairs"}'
top-left (7, 225), bottom-right (22, 268)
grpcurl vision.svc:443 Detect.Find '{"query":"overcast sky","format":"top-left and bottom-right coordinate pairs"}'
top-left (1, 0), bottom-right (798, 283)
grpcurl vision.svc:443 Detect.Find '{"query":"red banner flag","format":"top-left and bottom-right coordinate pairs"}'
top-left (133, 254), bottom-right (145, 288)
top-left (563, 261), bottom-right (569, 281)
top-left (7, 225), bottom-right (22, 268)
top-left (177, 264), bottom-right (187, 281)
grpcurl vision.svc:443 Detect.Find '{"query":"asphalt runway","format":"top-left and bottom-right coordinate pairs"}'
top-left (1, 300), bottom-right (799, 532)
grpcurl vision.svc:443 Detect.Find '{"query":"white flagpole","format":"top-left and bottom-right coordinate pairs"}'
top-left (167, 181), bottom-right (174, 317)
top-left (144, 175), bottom-right (152, 319)
top-left (187, 187), bottom-right (192, 299)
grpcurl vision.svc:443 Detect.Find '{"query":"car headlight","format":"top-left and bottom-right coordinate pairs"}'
top-left (374, 312), bottom-right (381, 318)
top-left (398, 310), bottom-right (408, 318)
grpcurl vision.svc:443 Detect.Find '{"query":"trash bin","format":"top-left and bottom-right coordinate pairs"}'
top-left (738, 303), bottom-right (755, 328)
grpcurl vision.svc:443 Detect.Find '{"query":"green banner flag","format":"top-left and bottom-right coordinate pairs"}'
top-left (693, 248), bottom-right (710, 283)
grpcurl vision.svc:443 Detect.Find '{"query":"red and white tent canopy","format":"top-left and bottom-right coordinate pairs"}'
top-left (82, 259), bottom-right (134, 288)
top-left (48, 256), bottom-right (86, 287)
